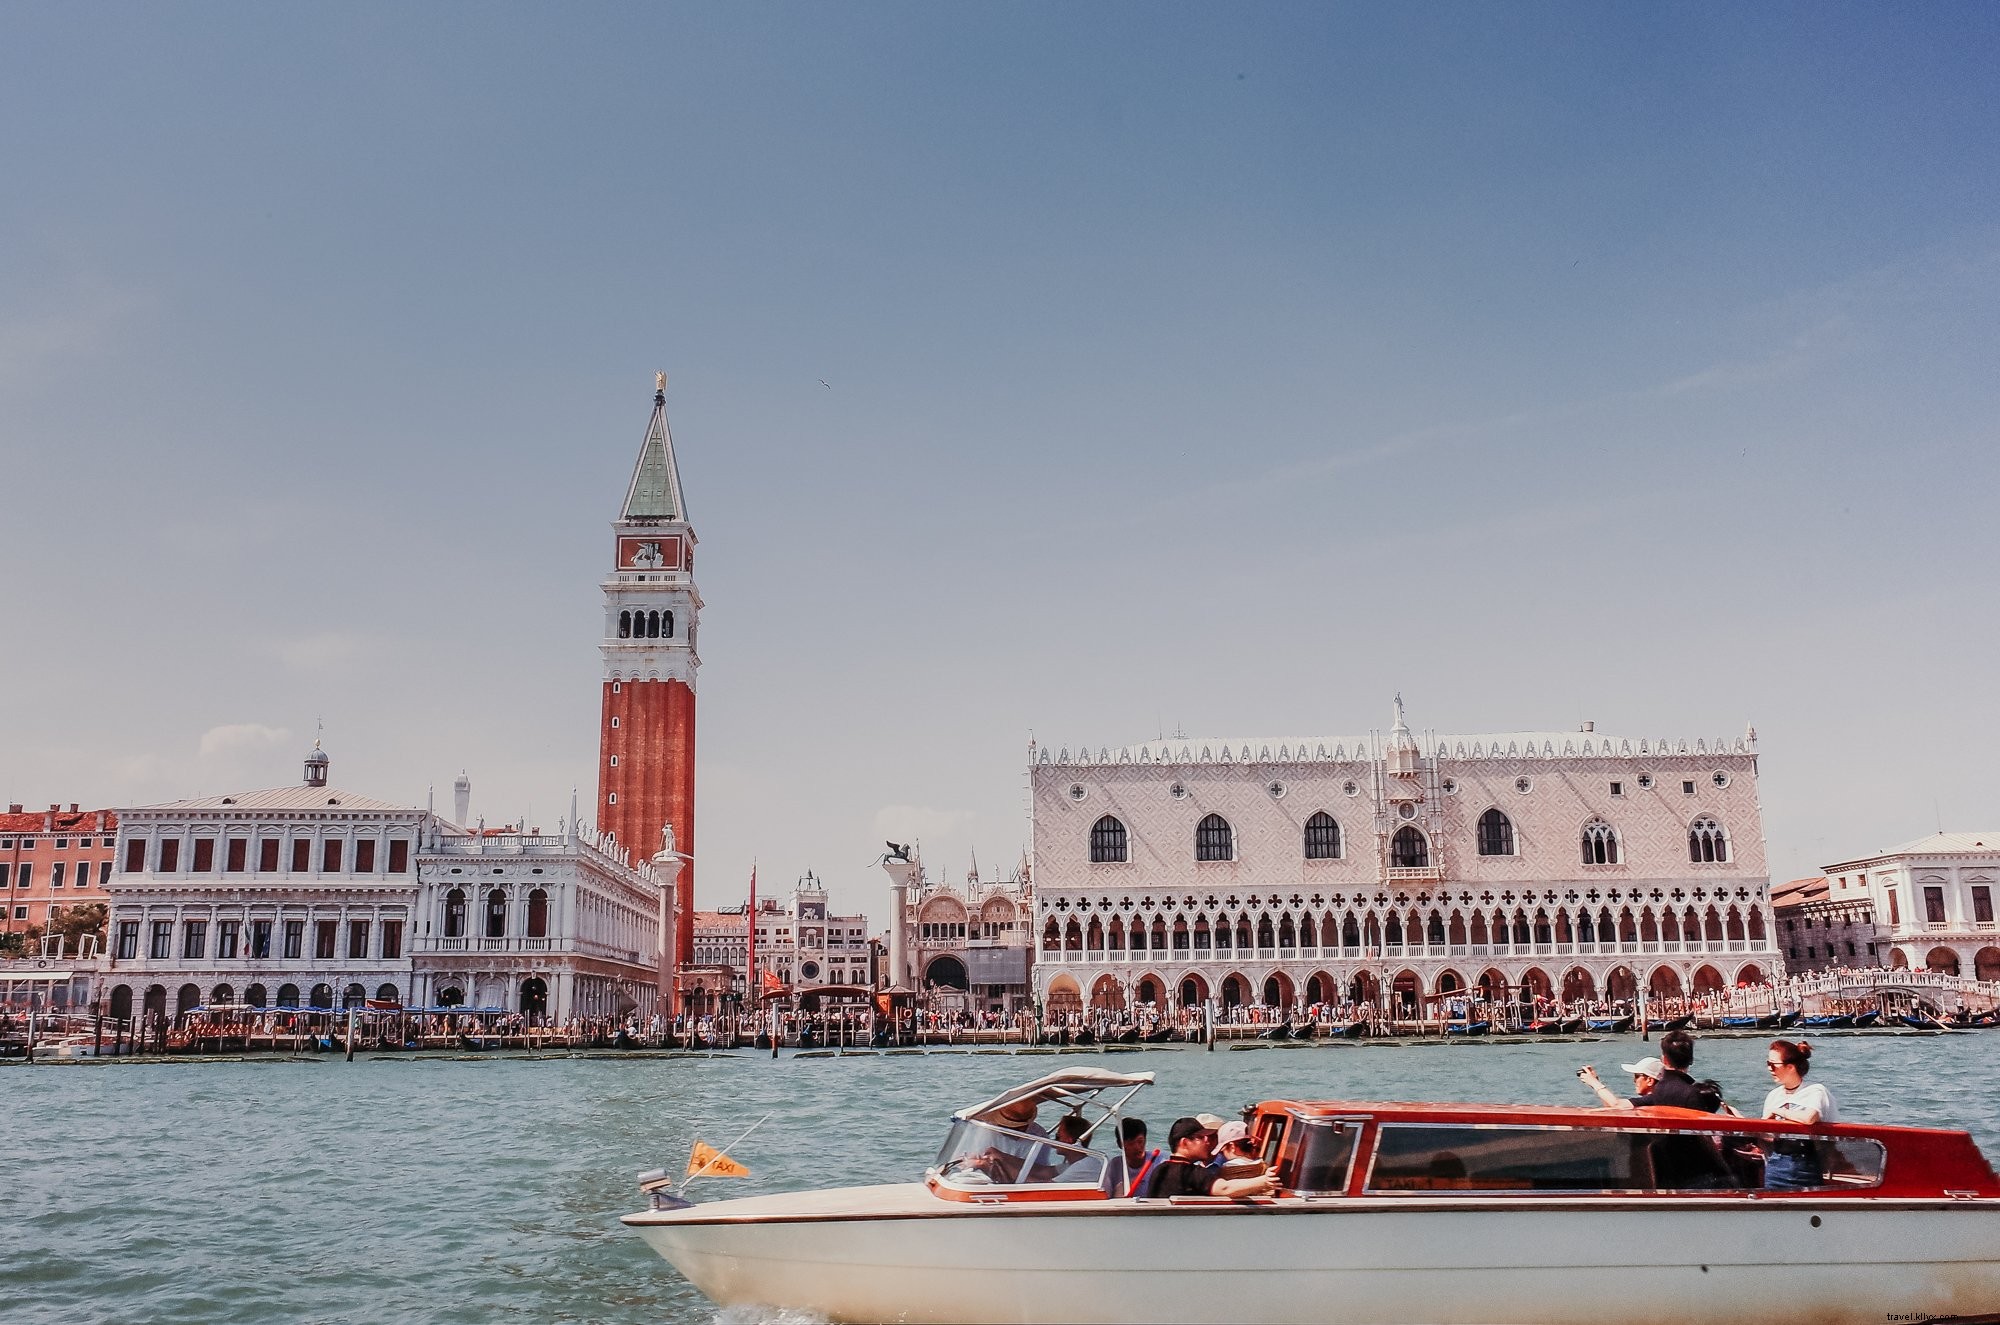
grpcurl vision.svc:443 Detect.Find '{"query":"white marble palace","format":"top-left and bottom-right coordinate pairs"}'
top-left (1029, 699), bottom-right (1781, 1018)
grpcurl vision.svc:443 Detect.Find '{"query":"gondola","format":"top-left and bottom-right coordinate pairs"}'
top-left (1073, 1028), bottom-right (1096, 1046)
top-left (1800, 1014), bottom-right (1853, 1030)
top-left (1445, 1020), bottom-right (1491, 1037)
top-left (1645, 1015), bottom-right (1694, 1033)
top-left (1333, 1019), bottom-right (1371, 1039)
top-left (1851, 1010), bottom-right (1881, 1028)
top-left (1292, 1021), bottom-right (1318, 1041)
top-left (869, 1027), bottom-right (891, 1048)
top-left (754, 1032), bottom-right (772, 1050)
top-left (1260, 1024), bottom-right (1292, 1042)
top-left (1777, 1011), bottom-right (1802, 1029)
top-left (1719, 1013), bottom-right (1781, 1030)
top-left (1584, 1015), bottom-right (1634, 1033)
top-left (1113, 1026), bottom-right (1141, 1045)
top-left (1141, 1027), bottom-right (1178, 1044)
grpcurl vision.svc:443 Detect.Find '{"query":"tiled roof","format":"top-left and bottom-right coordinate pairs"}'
top-left (129, 786), bottom-right (421, 813)
top-left (0, 808), bottom-right (118, 835)
top-left (1769, 876), bottom-right (1828, 908)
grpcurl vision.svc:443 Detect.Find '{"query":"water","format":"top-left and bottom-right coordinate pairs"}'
top-left (6, 1033), bottom-right (1993, 1324)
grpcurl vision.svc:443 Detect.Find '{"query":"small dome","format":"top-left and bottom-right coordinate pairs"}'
top-left (303, 740), bottom-right (330, 788)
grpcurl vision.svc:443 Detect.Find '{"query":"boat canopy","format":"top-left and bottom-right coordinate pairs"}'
top-left (955, 1069), bottom-right (1155, 1122)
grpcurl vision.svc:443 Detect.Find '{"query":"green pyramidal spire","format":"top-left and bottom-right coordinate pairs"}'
top-left (622, 373), bottom-right (686, 522)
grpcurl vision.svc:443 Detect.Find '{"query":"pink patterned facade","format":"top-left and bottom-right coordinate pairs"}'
top-left (1030, 700), bottom-right (1780, 1016)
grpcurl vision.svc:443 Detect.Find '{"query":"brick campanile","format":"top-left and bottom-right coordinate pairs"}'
top-left (598, 374), bottom-right (701, 993)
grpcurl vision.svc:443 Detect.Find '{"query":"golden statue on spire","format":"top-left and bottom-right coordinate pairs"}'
top-left (656, 371), bottom-right (667, 393)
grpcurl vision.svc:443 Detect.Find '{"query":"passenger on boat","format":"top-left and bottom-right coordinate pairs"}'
top-left (968, 1096), bottom-right (1051, 1183)
top-left (1213, 1121), bottom-right (1267, 1181)
top-left (1144, 1118), bottom-right (1276, 1199)
top-left (1035, 1113), bottom-right (1097, 1184)
top-left (1649, 1031), bottom-right (1725, 1113)
top-left (1098, 1117), bottom-right (1160, 1198)
top-left (1763, 1039), bottom-right (1838, 1191)
top-left (1576, 1056), bottom-right (1662, 1109)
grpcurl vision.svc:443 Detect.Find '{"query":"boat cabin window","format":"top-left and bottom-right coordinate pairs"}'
top-left (932, 1118), bottom-right (1103, 1190)
top-left (1289, 1120), bottom-right (1361, 1195)
top-left (1365, 1123), bottom-right (1886, 1194)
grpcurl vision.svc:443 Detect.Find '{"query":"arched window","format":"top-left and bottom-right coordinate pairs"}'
top-left (276, 983), bottom-right (300, 1009)
top-left (1303, 812), bottom-right (1341, 860)
top-left (342, 983), bottom-right (366, 1010)
top-left (1042, 917), bottom-right (1060, 952)
top-left (1689, 816), bottom-right (1728, 863)
top-left (1195, 814), bottom-right (1234, 862)
top-left (309, 983), bottom-right (334, 1009)
top-left (1391, 826), bottom-right (1428, 868)
top-left (443, 888), bottom-right (466, 938)
top-left (662, 610), bottom-right (674, 638)
top-left (651, 610), bottom-right (663, 638)
top-left (618, 610), bottom-right (632, 638)
top-left (526, 888), bottom-right (549, 939)
top-left (1427, 913), bottom-right (1446, 946)
top-left (484, 888), bottom-right (507, 938)
top-left (243, 984), bottom-right (266, 1009)
top-left (1581, 819), bottom-right (1619, 866)
top-left (1089, 815), bottom-right (1128, 863)
top-left (1477, 808), bottom-right (1514, 856)
top-left (1342, 914), bottom-right (1361, 949)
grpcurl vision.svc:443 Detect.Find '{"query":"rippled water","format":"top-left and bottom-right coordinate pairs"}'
top-left (6, 1033), bottom-right (1994, 1324)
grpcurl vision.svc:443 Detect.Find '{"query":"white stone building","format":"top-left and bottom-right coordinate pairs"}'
top-left (103, 744), bottom-right (432, 1021)
top-left (408, 814), bottom-right (668, 1021)
top-left (880, 848), bottom-right (1034, 1015)
top-left (1030, 699), bottom-right (1781, 1017)
top-left (750, 874), bottom-right (875, 994)
top-left (1819, 833), bottom-right (2000, 980)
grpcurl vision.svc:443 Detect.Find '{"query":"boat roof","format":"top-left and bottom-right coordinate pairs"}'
top-left (956, 1069), bottom-right (1155, 1121)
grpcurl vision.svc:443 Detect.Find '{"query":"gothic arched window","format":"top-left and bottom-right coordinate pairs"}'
top-left (1195, 814), bottom-right (1234, 862)
top-left (1477, 808), bottom-right (1515, 857)
top-left (1689, 816), bottom-right (1728, 863)
top-left (1090, 815), bottom-right (1128, 863)
top-left (1391, 826), bottom-right (1429, 868)
top-left (443, 888), bottom-right (466, 938)
top-left (1581, 819), bottom-right (1619, 866)
top-left (1303, 812), bottom-right (1341, 860)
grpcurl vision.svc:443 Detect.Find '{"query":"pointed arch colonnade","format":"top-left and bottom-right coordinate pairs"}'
top-left (1034, 886), bottom-right (1778, 1015)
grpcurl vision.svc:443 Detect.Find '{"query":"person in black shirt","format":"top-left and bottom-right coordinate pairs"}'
top-left (1647, 1029), bottom-right (1726, 1113)
top-left (1145, 1117), bottom-right (1276, 1198)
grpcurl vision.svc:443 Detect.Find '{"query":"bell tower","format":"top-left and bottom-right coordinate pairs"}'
top-left (598, 374), bottom-right (700, 989)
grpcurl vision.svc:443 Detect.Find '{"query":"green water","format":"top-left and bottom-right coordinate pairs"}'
top-left (5, 1033), bottom-right (1989, 1324)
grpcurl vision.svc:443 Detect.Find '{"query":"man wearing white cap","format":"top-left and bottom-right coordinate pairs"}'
top-left (1577, 1055), bottom-right (1664, 1110)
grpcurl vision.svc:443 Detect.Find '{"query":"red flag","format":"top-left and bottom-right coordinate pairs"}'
top-left (762, 969), bottom-right (784, 993)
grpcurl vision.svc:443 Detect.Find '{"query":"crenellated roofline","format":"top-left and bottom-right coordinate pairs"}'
top-left (1032, 731), bottom-right (1759, 769)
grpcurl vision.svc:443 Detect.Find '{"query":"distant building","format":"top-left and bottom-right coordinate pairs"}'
top-left (881, 848), bottom-right (1034, 1015)
top-left (1819, 833), bottom-right (2000, 980)
top-left (1028, 699), bottom-right (1781, 1017)
top-left (1771, 875), bottom-right (1884, 973)
top-left (103, 743), bottom-right (431, 1021)
top-left (1, 803), bottom-right (119, 935)
top-left (104, 744), bottom-right (669, 1023)
top-left (751, 874), bottom-right (874, 995)
top-left (410, 815), bottom-right (669, 1022)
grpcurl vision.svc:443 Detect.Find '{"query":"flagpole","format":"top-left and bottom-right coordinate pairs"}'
top-left (746, 861), bottom-right (758, 1041)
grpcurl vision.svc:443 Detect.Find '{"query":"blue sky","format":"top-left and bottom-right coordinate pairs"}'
top-left (3, 4), bottom-right (1996, 917)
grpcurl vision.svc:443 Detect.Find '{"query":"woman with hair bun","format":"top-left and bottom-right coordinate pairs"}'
top-left (1762, 1039), bottom-right (1837, 1189)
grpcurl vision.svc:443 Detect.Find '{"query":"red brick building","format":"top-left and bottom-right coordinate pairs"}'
top-left (597, 376), bottom-right (701, 981)
top-left (1, 803), bottom-right (119, 938)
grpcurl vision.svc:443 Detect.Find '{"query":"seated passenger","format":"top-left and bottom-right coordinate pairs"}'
top-left (1762, 1039), bottom-right (1837, 1190)
top-left (1029, 1113), bottom-right (1095, 1183)
top-left (1144, 1118), bottom-right (1276, 1199)
top-left (968, 1095), bottom-right (1049, 1183)
top-left (1098, 1117), bottom-right (1160, 1197)
top-left (1213, 1121), bottom-right (1266, 1181)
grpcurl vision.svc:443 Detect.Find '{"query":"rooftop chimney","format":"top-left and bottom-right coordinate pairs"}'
top-left (7, 803), bottom-right (20, 815)
top-left (1581, 721), bottom-right (1594, 732)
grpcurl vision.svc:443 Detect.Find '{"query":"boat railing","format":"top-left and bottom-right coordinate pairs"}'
top-left (931, 1118), bottom-right (1100, 1189)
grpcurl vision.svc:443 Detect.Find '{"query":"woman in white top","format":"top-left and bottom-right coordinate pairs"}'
top-left (1762, 1039), bottom-right (1837, 1189)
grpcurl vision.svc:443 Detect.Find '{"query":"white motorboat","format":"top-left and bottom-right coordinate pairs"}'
top-left (624, 1067), bottom-right (2000, 1324)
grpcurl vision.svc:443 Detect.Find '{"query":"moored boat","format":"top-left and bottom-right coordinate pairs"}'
top-left (1583, 1014), bottom-right (1633, 1033)
top-left (625, 1068), bottom-right (2000, 1325)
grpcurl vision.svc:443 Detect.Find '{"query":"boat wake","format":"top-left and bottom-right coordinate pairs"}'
top-left (713, 1306), bottom-right (833, 1325)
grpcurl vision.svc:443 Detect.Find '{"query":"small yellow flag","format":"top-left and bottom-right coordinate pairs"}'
top-left (687, 1140), bottom-right (750, 1179)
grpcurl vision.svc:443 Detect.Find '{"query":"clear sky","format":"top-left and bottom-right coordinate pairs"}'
top-left (3, 4), bottom-right (1996, 920)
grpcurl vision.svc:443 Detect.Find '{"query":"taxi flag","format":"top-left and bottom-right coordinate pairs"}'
top-left (687, 1140), bottom-right (750, 1179)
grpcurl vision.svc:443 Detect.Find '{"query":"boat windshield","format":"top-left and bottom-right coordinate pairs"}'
top-left (931, 1069), bottom-right (1154, 1191)
top-left (934, 1118), bottom-right (1104, 1187)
